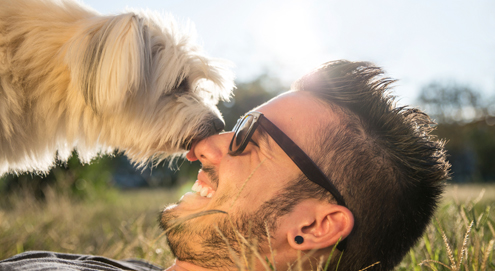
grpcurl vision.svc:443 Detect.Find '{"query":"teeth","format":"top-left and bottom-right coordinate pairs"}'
top-left (191, 181), bottom-right (214, 198)
top-left (192, 182), bottom-right (199, 192)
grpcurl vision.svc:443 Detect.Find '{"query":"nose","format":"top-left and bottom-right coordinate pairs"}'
top-left (186, 132), bottom-right (232, 164)
top-left (212, 118), bottom-right (225, 133)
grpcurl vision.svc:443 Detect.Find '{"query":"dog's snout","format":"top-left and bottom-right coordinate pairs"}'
top-left (183, 118), bottom-right (225, 150)
top-left (212, 118), bottom-right (225, 133)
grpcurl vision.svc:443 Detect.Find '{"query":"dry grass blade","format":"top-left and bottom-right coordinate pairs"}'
top-left (488, 221), bottom-right (495, 237)
top-left (167, 209), bottom-right (228, 234)
top-left (214, 225), bottom-right (245, 270)
top-left (322, 237), bottom-right (342, 271)
top-left (452, 185), bottom-right (460, 206)
top-left (227, 216), bottom-right (249, 269)
top-left (317, 256), bottom-right (325, 271)
top-left (296, 250), bottom-right (302, 271)
top-left (474, 232), bottom-right (481, 270)
top-left (264, 221), bottom-right (277, 271)
top-left (460, 207), bottom-right (470, 229)
top-left (456, 220), bottom-right (473, 270)
top-left (358, 261), bottom-right (381, 271)
top-left (235, 230), bottom-right (272, 271)
top-left (230, 158), bottom-right (266, 210)
top-left (295, 249), bottom-right (319, 270)
top-left (481, 239), bottom-right (494, 271)
top-left (441, 229), bottom-right (457, 270)
top-left (419, 260), bottom-right (452, 270)
top-left (473, 188), bottom-right (486, 205)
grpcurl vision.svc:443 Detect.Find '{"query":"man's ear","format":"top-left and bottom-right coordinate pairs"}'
top-left (285, 199), bottom-right (354, 251)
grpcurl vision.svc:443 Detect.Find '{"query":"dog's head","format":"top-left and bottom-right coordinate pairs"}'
top-left (64, 10), bottom-right (235, 164)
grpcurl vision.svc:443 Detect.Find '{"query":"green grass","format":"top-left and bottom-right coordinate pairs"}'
top-left (1, 183), bottom-right (494, 270)
top-left (0, 187), bottom-right (181, 268)
top-left (396, 184), bottom-right (495, 271)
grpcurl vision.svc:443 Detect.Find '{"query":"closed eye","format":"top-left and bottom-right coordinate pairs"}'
top-left (175, 78), bottom-right (189, 93)
top-left (249, 139), bottom-right (259, 148)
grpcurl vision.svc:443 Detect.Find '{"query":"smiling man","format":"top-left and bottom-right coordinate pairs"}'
top-left (0, 60), bottom-right (450, 271)
top-left (160, 60), bottom-right (450, 271)
top-left (161, 90), bottom-right (353, 270)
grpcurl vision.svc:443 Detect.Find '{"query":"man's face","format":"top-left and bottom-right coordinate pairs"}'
top-left (160, 91), bottom-right (334, 269)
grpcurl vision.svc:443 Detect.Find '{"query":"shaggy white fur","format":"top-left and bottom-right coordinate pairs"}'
top-left (0, 0), bottom-right (235, 175)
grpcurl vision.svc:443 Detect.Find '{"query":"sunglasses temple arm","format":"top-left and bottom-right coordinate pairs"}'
top-left (258, 117), bottom-right (346, 207)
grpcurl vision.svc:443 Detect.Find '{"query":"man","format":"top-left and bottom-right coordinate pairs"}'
top-left (0, 60), bottom-right (449, 271)
top-left (160, 60), bottom-right (450, 270)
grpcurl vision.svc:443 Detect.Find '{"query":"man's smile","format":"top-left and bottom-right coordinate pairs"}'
top-left (170, 168), bottom-right (219, 213)
top-left (191, 179), bottom-right (215, 198)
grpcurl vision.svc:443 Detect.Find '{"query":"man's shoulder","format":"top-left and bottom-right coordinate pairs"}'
top-left (0, 251), bottom-right (163, 271)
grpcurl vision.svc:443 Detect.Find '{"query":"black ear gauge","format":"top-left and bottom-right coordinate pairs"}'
top-left (295, 235), bottom-right (304, 244)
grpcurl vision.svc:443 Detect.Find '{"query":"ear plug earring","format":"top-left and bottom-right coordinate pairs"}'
top-left (295, 235), bottom-right (304, 244)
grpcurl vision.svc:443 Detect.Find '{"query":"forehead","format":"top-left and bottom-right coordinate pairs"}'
top-left (253, 91), bottom-right (336, 154)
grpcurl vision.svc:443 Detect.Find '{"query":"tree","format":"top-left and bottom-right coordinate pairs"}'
top-left (417, 81), bottom-right (495, 182)
top-left (417, 81), bottom-right (487, 124)
top-left (218, 73), bottom-right (286, 129)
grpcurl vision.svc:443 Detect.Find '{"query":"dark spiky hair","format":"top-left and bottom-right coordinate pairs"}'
top-left (289, 60), bottom-right (451, 270)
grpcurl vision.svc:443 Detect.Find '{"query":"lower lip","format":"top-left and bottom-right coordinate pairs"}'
top-left (176, 188), bottom-right (212, 211)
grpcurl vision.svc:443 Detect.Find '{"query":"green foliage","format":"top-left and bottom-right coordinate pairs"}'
top-left (417, 81), bottom-right (495, 183)
top-left (0, 152), bottom-right (117, 205)
top-left (417, 82), bottom-right (490, 124)
top-left (433, 120), bottom-right (495, 183)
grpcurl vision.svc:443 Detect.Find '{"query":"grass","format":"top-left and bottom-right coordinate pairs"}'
top-left (0, 183), bottom-right (494, 270)
top-left (397, 184), bottom-right (495, 271)
top-left (0, 187), bottom-right (179, 268)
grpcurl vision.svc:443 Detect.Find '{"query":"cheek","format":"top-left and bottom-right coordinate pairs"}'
top-left (211, 156), bottom-right (248, 205)
top-left (231, 167), bottom-right (291, 213)
top-left (218, 151), bottom-right (260, 186)
top-left (215, 150), bottom-right (298, 211)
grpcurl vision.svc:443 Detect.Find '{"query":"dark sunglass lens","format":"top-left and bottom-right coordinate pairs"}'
top-left (232, 115), bottom-right (254, 152)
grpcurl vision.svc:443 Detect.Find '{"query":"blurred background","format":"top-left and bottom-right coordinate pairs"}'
top-left (2, 0), bottom-right (494, 196)
top-left (1, 0), bottom-right (494, 265)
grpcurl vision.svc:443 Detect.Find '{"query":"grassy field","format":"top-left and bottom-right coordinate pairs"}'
top-left (0, 183), bottom-right (494, 270)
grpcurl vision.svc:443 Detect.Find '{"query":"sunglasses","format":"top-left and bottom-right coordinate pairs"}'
top-left (228, 111), bottom-right (346, 207)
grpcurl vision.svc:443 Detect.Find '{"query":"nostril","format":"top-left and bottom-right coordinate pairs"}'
top-left (212, 118), bottom-right (225, 133)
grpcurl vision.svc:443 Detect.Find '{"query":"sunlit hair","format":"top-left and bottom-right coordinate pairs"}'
top-left (284, 60), bottom-right (451, 270)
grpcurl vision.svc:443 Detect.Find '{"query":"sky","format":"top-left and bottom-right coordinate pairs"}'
top-left (82, 0), bottom-right (495, 107)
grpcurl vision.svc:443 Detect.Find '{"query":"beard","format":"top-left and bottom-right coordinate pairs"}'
top-left (158, 165), bottom-right (303, 269)
top-left (159, 202), bottom-right (274, 269)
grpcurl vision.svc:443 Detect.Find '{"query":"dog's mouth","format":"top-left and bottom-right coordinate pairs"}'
top-left (210, 118), bottom-right (225, 134)
top-left (183, 140), bottom-right (195, 151)
top-left (181, 118), bottom-right (225, 150)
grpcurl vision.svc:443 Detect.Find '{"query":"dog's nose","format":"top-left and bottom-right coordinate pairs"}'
top-left (212, 118), bottom-right (225, 133)
top-left (184, 118), bottom-right (225, 150)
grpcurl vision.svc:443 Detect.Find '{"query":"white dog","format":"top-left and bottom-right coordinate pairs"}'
top-left (0, 0), bottom-right (234, 176)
